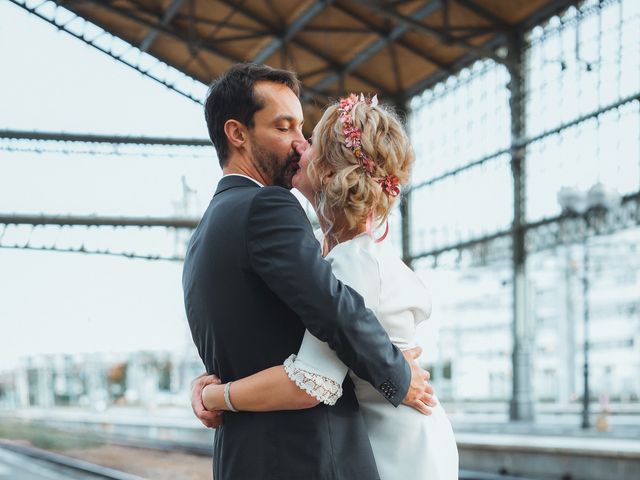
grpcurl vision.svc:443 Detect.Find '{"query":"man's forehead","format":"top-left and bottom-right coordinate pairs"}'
top-left (254, 81), bottom-right (303, 122)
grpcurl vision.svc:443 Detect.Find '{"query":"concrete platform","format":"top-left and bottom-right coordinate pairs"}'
top-left (3, 407), bottom-right (640, 479)
top-left (456, 432), bottom-right (640, 479)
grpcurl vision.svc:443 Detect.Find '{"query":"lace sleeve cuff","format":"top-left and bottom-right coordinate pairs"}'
top-left (283, 354), bottom-right (343, 406)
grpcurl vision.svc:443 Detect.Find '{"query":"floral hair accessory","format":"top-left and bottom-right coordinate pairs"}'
top-left (337, 93), bottom-right (400, 199)
top-left (338, 93), bottom-right (378, 177)
top-left (338, 93), bottom-right (400, 244)
top-left (378, 174), bottom-right (400, 197)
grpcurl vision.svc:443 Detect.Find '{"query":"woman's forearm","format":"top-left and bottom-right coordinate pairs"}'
top-left (202, 365), bottom-right (320, 412)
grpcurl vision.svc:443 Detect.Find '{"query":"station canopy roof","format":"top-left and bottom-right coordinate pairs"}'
top-left (57, 0), bottom-right (578, 128)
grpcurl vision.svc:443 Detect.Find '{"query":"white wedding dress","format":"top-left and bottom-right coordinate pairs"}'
top-left (284, 231), bottom-right (459, 480)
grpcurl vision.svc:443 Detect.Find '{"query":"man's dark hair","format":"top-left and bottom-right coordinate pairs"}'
top-left (204, 63), bottom-right (301, 168)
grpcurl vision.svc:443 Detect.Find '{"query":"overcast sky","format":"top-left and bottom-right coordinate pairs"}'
top-left (0, 1), bottom-right (222, 370)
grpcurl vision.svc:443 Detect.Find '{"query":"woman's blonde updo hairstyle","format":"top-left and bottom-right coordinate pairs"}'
top-left (308, 98), bottom-right (414, 241)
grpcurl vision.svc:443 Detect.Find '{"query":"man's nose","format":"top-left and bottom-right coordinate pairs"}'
top-left (293, 127), bottom-right (306, 144)
top-left (292, 139), bottom-right (308, 155)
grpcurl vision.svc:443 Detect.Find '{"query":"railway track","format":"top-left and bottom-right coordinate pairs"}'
top-left (61, 433), bottom-right (534, 480)
top-left (0, 440), bottom-right (146, 480)
top-left (0, 434), bottom-right (534, 480)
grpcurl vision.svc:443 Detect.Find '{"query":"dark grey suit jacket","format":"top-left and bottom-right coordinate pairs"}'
top-left (183, 175), bottom-right (410, 480)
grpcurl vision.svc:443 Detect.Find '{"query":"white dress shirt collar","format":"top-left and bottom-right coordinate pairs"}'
top-left (222, 173), bottom-right (264, 188)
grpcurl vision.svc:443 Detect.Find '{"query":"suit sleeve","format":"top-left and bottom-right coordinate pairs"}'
top-left (283, 241), bottom-right (382, 405)
top-left (246, 187), bottom-right (410, 406)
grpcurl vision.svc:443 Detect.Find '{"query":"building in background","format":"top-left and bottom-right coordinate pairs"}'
top-left (420, 229), bottom-right (640, 404)
top-left (0, 346), bottom-right (203, 410)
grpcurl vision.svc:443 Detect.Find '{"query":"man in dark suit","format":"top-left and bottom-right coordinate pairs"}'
top-left (183, 63), bottom-right (434, 479)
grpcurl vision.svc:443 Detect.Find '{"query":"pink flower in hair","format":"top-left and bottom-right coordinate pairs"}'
top-left (377, 175), bottom-right (400, 197)
top-left (343, 126), bottom-right (361, 148)
top-left (339, 93), bottom-right (359, 111)
top-left (343, 125), bottom-right (359, 138)
top-left (346, 137), bottom-right (361, 149)
top-left (337, 92), bottom-right (385, 180)
top-left (362, 156), bottom-right (376, 175)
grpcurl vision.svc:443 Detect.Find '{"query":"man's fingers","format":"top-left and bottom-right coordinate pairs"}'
top-left (404, 385), bottom-right (426, 404)
top-left (419, 392), bottom-right (437, 407)
top-left (404, 346), bottom-right (423, 360)
top-left (411, 400), bottom-right (432, 416)
top-left (424, 382), bottom-right (434, 396)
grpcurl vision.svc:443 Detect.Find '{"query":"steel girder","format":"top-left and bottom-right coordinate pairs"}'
top-left (0, 130), bottom-right (211, 146)
top-left (0, 214), bottom-right (199, 229)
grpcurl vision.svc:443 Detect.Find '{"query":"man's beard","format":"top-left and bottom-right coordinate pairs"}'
top-left (251, 138), bottom-right (299, 189)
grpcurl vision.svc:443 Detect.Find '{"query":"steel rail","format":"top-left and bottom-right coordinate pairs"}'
top-left (7, 428), bottom-right (531, 480)
top-left (0, 441), bottom-right (146, 480)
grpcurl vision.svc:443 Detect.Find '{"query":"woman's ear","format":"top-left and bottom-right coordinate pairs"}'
top-left (224, 119), bottom-right (246, 149)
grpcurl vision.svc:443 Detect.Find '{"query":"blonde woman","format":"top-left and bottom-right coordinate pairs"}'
top-left (201, 94), bottom-right (459, 479)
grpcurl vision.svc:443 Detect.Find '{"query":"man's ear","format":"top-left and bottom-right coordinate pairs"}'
top-left (224, 119), bottom-right (247, 149)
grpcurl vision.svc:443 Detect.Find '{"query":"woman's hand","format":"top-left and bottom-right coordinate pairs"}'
top-left (202, 383), bottom-right (227, 411)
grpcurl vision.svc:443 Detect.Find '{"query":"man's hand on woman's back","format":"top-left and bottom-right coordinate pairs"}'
top-left (401, 346), bottom-right (437, 415)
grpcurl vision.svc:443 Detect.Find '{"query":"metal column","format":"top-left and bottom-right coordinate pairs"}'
top-left (560, 245), bottom-right (577, 404)
top-left (581, 228), bottom-right (591, 428)
top-left (396, 99), bottom-right (413, 269)
top-left (508, 32), bottom-right (535, 421)
top-left (400, 191), bottom-right (412, 268)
